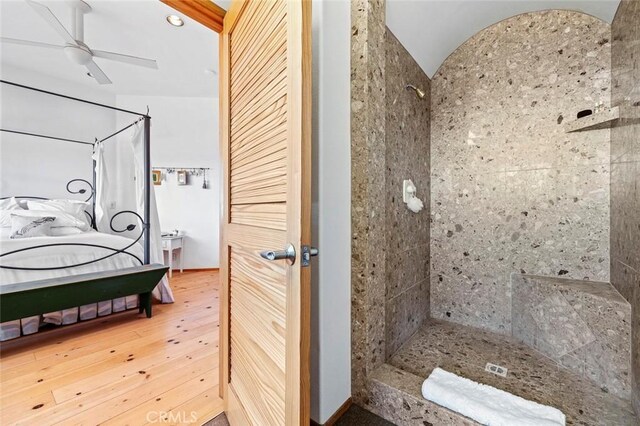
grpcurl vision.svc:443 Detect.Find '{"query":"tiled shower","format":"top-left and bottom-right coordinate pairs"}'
top-left (351, 1), bottom-right (640, 424)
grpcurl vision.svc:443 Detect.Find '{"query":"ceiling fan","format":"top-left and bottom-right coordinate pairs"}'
top-left (1, 0), bottom-right (158, 85)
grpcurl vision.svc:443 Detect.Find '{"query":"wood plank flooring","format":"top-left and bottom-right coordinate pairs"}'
top-left (0, 270), bottom-right (222, 426)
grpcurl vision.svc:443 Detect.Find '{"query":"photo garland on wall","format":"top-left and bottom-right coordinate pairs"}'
top-left (177, 170), bottom-right (188, 186)
top-left (152, 170), bottom-right (162, 186)
top-left (151, 167), bottom-right (210, 188)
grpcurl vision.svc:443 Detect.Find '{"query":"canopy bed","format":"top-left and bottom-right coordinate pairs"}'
top-left (0, 80), bottom-right (172, 340)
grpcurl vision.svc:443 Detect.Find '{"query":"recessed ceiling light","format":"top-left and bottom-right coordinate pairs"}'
top-left (166, 15), bottom-right (184, 27)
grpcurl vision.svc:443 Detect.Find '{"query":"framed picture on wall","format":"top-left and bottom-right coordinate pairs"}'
top-left (152, 170), bottom-right (162, 185)
top-left (177, 170), bottom-right (188, 186)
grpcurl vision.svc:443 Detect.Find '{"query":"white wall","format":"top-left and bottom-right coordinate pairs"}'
top-left (0, 65), bottom-right (116, 201)
top-left (116, 95), bottom-right (219, 269)
top-left (311, 0), bottom-right (352, 423)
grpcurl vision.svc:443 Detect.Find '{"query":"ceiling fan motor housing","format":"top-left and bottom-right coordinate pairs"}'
top-left (68, 0), bottom-right (91, 14)
top-left (64, 44), bottom-right (92, 65)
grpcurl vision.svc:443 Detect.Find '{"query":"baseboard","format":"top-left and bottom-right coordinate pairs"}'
top-left (310, 397), bottom-right (352, 426)
top-left (178, 268), bottom-right (220, 272)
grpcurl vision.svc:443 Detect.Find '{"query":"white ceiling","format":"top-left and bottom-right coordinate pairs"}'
top-left (0, 0), bottom-right (222, 97)
top-left (386, 0), bottom-right (621, 78)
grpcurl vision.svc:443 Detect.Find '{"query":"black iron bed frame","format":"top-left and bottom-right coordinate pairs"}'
top-left (0, 80), bottom-right (151, 270)
top-left (0, 80), bottom-right (167, 321)
top-left (0, 180), bottom-right (149, 270)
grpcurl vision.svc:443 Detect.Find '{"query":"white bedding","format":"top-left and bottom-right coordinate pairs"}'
top-left (0, 231), bottom-right (146, 340)
top-left (0, 230), bottom-right (143, 284)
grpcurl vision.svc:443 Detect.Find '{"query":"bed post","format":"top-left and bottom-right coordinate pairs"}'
top-left (143, 115), bottom-right (151, 265)
top-left (92, 143), bottom-right (97, 230)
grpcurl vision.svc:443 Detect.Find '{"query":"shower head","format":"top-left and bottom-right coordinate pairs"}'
top-left (405, 84), bottom-right (426, 99)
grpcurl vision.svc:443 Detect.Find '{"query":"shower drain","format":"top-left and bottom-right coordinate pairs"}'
top-left (485, 362), bottom-right (508, 378)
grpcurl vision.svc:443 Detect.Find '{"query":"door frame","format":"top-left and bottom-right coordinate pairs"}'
top-left (161, 0), bottom-right (226, 399)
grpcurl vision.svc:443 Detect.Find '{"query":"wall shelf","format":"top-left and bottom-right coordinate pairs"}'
top-left (564, 105), bottom-right (640, 133)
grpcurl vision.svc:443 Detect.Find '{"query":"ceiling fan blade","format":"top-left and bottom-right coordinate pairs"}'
top-left (25, 0), bottom-right (77, 45)
top-left (92, 50), bottom-right (158, 69)
top-left (85, 60), bottom-right (112, 85)
top-left (0, 37), bottom-right (64, 49)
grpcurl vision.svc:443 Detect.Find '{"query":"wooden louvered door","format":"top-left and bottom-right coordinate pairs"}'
top-left (219, 0), bottom-right (311, 425)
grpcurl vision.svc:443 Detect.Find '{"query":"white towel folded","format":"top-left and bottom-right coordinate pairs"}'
top-left (422, 368), bottom-right (566, 426)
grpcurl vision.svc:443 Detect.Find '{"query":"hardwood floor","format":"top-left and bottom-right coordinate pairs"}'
top-left (0, 270), bottom-right (222, 426)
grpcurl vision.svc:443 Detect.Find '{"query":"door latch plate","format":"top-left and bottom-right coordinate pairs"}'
top-left (301, 245), bottom-right (311, 267)
top-left (300, 245), bottom-right (318, 267)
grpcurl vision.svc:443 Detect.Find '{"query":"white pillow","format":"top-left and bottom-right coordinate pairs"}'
top-left (12, 210), bottom-right (90, 231)
top-left (10, 214), bottom-right (56, 239)
top-left (26, 199), bottom-right (91, 230)
top-left (0, 197), bottom-right (26, 228)
top-left (0, 197), bottom-right (22, 210)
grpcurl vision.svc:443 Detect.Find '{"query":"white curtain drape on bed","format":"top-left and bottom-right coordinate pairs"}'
top-left (128, 123), bottom-right (174, 303)
top-left (92, 141), bottom-right (110, 232)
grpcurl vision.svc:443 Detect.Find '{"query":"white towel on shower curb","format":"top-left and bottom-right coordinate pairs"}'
top-left (422, 368), bottom-right (566, 426)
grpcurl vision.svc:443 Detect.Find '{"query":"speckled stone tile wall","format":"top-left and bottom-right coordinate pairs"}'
top-left (633, 281), bottom-right (640, 416)
top-left (611, 0), bottom-right (640, 305)
top-left (430, 11), bottom-right (612, 334)
top-left (384, 29), bottom-right (431, 357)
top-left (351, 0), bottom-right (433, 407)
top-left (611, 0), bottom-right (640, 415)
top-left (351, 0), bottom-right (387, 405)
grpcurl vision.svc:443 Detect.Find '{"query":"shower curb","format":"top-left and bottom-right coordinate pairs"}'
top-left (365, 363), bottom-right (479, 426)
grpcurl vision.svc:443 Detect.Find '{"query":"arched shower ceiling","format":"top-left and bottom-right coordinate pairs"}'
top-left (430, 9), bottom-right (613, 79)
top-left (385, 0), bottom-right (620, 78)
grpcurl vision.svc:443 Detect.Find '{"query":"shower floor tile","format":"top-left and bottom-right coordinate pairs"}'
top-left (388, 319), bottom-right (638, 425)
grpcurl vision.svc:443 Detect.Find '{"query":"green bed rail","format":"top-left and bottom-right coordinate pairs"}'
top-left (0, 264), bottom-right (169, 323)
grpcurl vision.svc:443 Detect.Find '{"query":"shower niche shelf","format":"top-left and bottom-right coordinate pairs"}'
top-left (564, 105), bottom-right (640, 133)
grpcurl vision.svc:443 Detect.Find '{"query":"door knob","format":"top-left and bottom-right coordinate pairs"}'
top-left (260, 243), bottom-right (296, 265)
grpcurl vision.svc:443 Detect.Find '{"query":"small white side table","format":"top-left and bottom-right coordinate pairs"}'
top-left (162, 235), bottom-right (183, 278)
